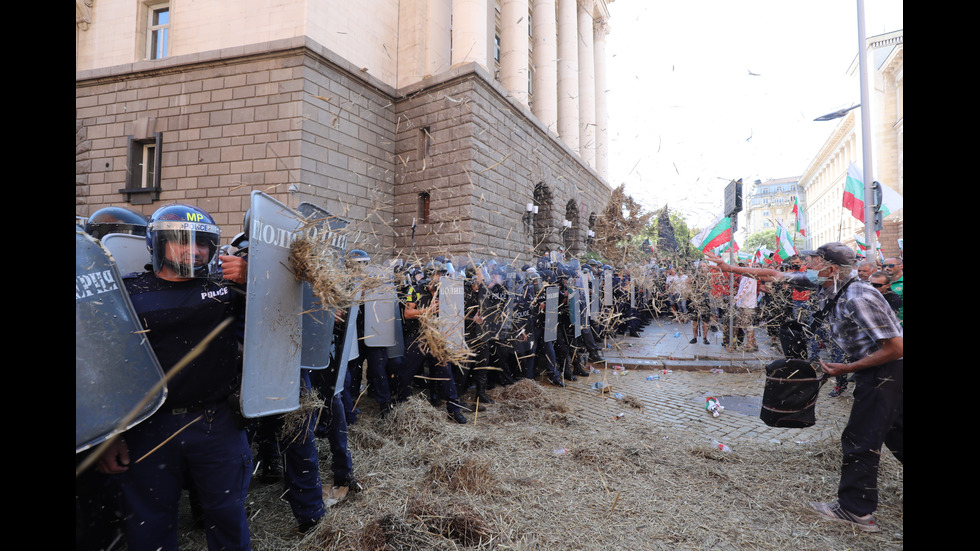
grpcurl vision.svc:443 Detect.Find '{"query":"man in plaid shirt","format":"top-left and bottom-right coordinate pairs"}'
top-left (705, 242), bottom-right (903, 533)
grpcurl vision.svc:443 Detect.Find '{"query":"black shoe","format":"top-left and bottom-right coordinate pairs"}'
top-left (429, 397), bottom-right (444, 408)
top-left (629, 331), bottom-right (641, 337)
top-left (379, 402), bottom-right (395, 419)
top-left (563, 372), bottom-right (578, 381)
top-left (702, 338), bottom-right (710, 345)
top-left (448, 411), bottom-right (468, 424)
top-left (588, 352), bottom-right (604, 363)
top-left (448, 400), bottom-right (486, 412)
top-left (334, 475), bottom-right (364, 493)
top-left (476, 393), bottom-right (495, 405)
top-left (259, 458), bottom-right (282, 484)
top-left (689, 337), bottom-right (698, 344)
top-left (298, 518), bottom-right (322, 534)
top-left (573, 366), bottom-right (590, 377)
top-left (548, 377), bottom-right (566, 387)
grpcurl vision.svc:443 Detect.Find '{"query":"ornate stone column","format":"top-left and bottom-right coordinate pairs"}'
top-left (452, 0), bottom-right (490, 70)
top-left (532, 0), bottom-right (558, 133)
top-left (593, 17), bottom-right (609, 178)
top-left (500, 0), bottom-right (530, 106)
top-left (556, 0), bottom-right (579, 152)
top-left (577, 0), bottom-right (596, 168)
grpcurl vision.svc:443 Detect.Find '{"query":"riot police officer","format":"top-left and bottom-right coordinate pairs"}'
top-left (97, 204), bottom-right (252, 551)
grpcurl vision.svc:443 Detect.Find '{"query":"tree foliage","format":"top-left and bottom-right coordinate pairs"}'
top-left (642, 206), bottom-right (699, 264)
top-left (746, 229), bottom-right (778, 251)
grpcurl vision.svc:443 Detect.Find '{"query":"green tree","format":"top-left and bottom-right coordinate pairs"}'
top-left (644, 206), bottom-right (698, 262)
top-left (746, 229), bottom-right (778, 251)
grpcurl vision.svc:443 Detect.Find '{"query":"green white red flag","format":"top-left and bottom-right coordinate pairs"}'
top-left (792, 196), bottom-right (806, 236)
top-left (843, 162), bottom-right (866, 222)
top-left (690, 215), bottom-right (732, 253)
top-left (773, 222), bottom-right (797, 263)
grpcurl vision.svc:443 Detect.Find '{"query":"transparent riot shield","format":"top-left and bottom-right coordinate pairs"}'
top-left (603, 270), bottom-right (614, 306)
top-left (301, 282), bottom-right (334, 370)
top-left (569, 283), bottom-right (581, 338)
top-left (76, 230), bottom-right (165, 453)
top-left (335, 300), bottom-right (360, 396)
top-left (296, 201), bottom-right (345, 370)
top-left (241, 191), bottom-right (304, 418)
top-left (544, 285), bottom-right (559, 342)
top-left (362, 266), bottom-right (398, 348)
top-left (438, 274), bottom-right (466, 353)
top-left (100, 233), bottom-right (152, 276)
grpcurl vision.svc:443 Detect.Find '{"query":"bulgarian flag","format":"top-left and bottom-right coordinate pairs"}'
top-left (843, 162), bottom-right (866, 222)
top-left (773, 222), bottom-right (797, 263)
top-left (715, 237), bottom-right (739, 254)
top-left (792, 197), bottom-right (806, 236)
top-left (879, 183), bottom-right (904, 218)
top-left (854, 232), bottom-right (868, 251)
top-left (690, 215), bottom-right (732, 253)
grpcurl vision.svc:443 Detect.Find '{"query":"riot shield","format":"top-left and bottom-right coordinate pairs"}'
top-left (588, 272), bottom-right (600, 317)
top-left (100, 233), bottom-right (151, 276)
top-left (543, 285), bottom-right (559, 342)
top-left (335, 300), bottom-right (360, 396)
top-left (76, 230), bottom-right (165, 453)
top-left (387, 307), bottom-right (406, 359)
top-left (579, 273), bottom-right (592, 324)
top-left (569, 283), bottom-right (581, 337)
top-left (297, 202), bottom-right (349, 252)
top-left (603, 270), bottom-right (614, 306)
top-left (296, 201), bottom-right (345, 370)
top-left (629, 278), bottom-right (636, 308)
top-left (362, 266), bottom-right (398, 348)
top-left (241, 191), bottom-right (304, 418)
top-left (301, 282), bottom-right (334, 370)
top-left (438, 274), bottom-right (466, 353)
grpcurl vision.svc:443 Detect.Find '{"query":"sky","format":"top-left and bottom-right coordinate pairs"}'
top-left (604, 0), bottom-right (903, 233)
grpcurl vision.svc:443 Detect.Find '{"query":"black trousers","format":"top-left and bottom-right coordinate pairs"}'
top-left (838, 358), bottom-right (903, 515)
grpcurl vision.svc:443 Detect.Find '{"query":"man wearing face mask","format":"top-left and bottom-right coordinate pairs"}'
top-left (704, 242), bottom-right (902, 533)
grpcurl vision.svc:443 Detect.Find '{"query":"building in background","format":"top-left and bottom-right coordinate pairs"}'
top-left (798, 29), bottom-right (903, 259)
top-left (75, 0), bottom-right (615, 261)
top-left (743, 176), bottom-right (802, 239)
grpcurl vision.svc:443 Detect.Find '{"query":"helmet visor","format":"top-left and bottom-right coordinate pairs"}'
top-left (150, 220), bottom-right (220, 278)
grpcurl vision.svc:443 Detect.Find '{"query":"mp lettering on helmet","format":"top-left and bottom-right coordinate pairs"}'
top-left (185, 212), bottom-right (205, 222)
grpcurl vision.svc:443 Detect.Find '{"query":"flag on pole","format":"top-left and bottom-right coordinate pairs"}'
top-left (714, 238), bottom-right (739, 255)
top-left (773, 222), bottom-right (797, 263)
top-left (879, 183), bottom-right (904, 218)
top-left (854, 232), bottom-right (868, 251)
top-left (792, 196), bottom-right (806, 236)
top-left (843, 162), bottom-right (866, 222)
top-left (641, 238), bottom-right (655, 254)
top-left (690, 215), bottom-right (733, 253)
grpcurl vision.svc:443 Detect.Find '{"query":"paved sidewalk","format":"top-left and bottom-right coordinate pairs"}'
top-left (543, 317), bottom-right (853, 448)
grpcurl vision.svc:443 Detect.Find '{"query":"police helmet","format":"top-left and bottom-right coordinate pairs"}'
top-left (346, 249), bottom-right (371, 264)
top-left (146, 204), bottom-right (221, 279)
top-left (423, 260), bottom-right (448, 278)
top-left (84, 207), bottom-right (149, 240)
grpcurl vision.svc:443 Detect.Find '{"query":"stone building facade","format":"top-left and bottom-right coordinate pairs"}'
top-left (798, 30), bottom-right (903, 259)
top-left (75, 0), bottom-right (615, 262)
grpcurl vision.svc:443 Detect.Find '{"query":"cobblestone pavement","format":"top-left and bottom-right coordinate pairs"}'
top-left (539, 318), bottom-right (854, 449)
